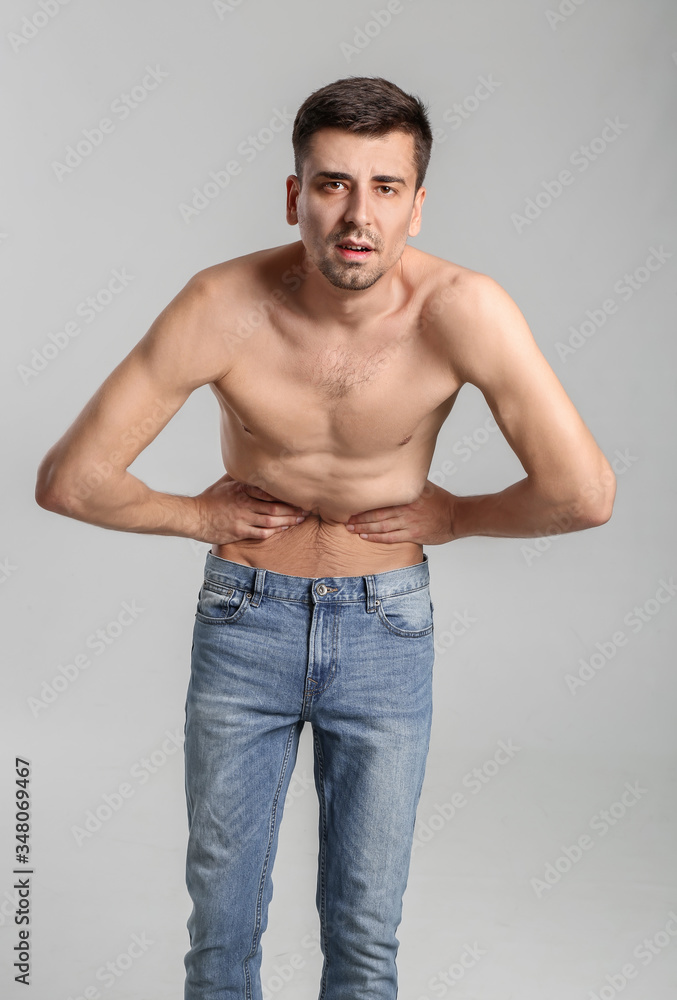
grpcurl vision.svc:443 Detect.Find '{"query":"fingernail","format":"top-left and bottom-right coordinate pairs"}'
top-left (346, 524), bottom-right (355, 531)
top-left (301, 510), bottom-right (311, 515)
top-left (296, 516), bottom-right (306, 523)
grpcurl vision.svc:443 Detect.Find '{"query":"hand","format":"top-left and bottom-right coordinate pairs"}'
top-left (344, 481), bottom-right (457, 545)
top-left (194, 473), bottom-right (310, 544)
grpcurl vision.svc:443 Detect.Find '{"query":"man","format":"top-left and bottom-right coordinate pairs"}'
top-left (36, 76), bottom-right (616, 999)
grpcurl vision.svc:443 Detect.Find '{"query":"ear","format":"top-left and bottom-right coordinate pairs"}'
top-left (408, 186), bottom-right (426, 237)
top-left (286, 175), bottom-right (301, 226)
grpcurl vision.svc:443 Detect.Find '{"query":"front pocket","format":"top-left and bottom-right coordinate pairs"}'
top-left (195, 582), bottom-right (251, 625)
top-left (376, 588), bottom-right (434, 638)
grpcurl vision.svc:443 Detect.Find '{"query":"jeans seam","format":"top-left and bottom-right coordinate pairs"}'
top-left (195, 590), bottom-right (252, 626)
top-left (376, 618), bottom-right (435, 638)
top-left (376, 599), bottom-right (434, 638)
top-left (243, 723), bottom-right (298, 999)
top-left (376, 609), bottom-right (435, 639)
top-left (221, 587), bottom-right (428, 606)
top-left (312, 608), bottom-right (340, 697)
top-left (314, 728), bottom-right (330, 1000)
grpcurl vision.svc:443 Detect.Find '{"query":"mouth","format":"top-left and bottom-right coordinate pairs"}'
top-left (335, 243), bottom-right (375, 260)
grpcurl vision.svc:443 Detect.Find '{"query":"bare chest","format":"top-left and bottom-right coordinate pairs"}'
top-left (299, 338), bottom-right (409, 401)
top-left (214, 318), bottom-right (457, 455)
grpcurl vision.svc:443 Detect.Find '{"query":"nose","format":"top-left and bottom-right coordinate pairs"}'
top-left (343, 187), bottom-right (371, 229)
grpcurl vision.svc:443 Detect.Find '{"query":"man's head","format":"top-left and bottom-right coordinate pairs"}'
top-left (287, 76), bottom-right (433, 292)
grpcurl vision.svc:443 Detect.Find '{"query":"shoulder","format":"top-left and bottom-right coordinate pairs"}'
top-left (183, 243), bottom-right (300, 325)
top-left (192, 243), bottom-right (297, 293)
top-left (403, 245), bottom-right (501, 321)
top-left (418, 259), bottom-right (533, 386)
top-left (424, 256), bottom-right (507, 318)
top-left (186, 250), bottom-right (264, 304)
top-left (168, 245), bottom-right (287, 334)
top-left (138, 248), bottom-right (287, 387)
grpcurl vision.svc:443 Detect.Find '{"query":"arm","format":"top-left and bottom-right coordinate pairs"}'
top-left (35, 271), bottom-right (307, 542)
top-left (345, 270), bottom-right (616, 543)
top-left (444, 271), bottom-right (616, 540)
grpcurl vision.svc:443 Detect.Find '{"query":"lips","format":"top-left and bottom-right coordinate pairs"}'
top-left (335, 242), bottom-right (374, 259)
top-left (336, 240), bottom-right (374, 250)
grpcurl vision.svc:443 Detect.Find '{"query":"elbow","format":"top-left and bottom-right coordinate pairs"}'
top-left (35, 459), bottom-right (59, 511)
top-left (35, 459), bottom-right (82, 516)
top-left (35, 487), bottom-right (75, 515)
top-left (35, 482), bottom-right (77, 516)
top-left (574, 463), bottom-right (617, 528)
top-left (35, 485), bottom-right (55, 511)
top-left (577, 500), bottom-right (614, 529)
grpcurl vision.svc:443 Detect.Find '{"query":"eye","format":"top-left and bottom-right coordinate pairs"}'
top-left (378, 186), bottom-right (396, 195)
top-left (323, 181), bottom-right (345, 190)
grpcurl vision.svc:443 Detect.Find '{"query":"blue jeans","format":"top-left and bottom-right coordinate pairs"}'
top-left (183, 551), bottom-right (435, 999)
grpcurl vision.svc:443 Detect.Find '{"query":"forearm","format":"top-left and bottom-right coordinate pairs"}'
top-left (37, 469), bottom-right (203, 541)
top-left (450, 474), bottom-right (614, 541)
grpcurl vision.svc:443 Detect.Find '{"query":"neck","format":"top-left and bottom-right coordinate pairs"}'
top-left (292, 243), bottom-right (408, 330)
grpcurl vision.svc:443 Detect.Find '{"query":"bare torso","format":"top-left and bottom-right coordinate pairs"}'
top-left (207, 240), bottom-right (466, 576)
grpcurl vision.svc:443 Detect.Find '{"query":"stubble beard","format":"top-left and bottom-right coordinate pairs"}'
top-left (314, 250), bottom-right (389, 291)
top-left (310, 230), bottom-right (409, 291)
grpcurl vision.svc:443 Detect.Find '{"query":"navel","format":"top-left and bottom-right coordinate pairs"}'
top-left (398, 434), bottom-right (412, 446)
top-left (242, 424), bottom-right (253, 434)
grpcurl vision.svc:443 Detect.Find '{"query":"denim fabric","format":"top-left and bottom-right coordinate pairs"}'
top-left (183, 551), bottom-right (435, 999)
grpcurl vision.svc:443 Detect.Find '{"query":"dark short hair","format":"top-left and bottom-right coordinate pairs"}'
top-left (292, 76), bottom-right (433, 193)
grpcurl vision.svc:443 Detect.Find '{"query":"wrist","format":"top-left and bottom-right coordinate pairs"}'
top-left (448, 492), bottom-right (462, 541)
top-left (448, 493), bottom-right (474, 541)
top-left (138, 488), bottom-right (205, 540)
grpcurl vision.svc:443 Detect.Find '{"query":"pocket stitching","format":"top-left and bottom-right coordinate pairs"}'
top-left (376, 595), bottom-right (434, 638)
top-left (195, 584), bottom-right (245, 625)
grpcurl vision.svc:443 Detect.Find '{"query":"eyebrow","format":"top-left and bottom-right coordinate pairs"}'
top-left (311, 170), bottom-right (408, 187)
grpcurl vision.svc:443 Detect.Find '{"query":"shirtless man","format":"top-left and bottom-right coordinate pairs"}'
top-left (36, 77), bottom-right (616, 1000)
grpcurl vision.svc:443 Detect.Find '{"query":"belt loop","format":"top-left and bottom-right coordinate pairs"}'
top-left (249, 568), bottom-right (266, 607)
top-left (364, 573), bottom-right (377, 613)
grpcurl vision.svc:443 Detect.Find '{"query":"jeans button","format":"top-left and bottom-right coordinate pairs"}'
top-left (316, 584), bottom-right (328, 596)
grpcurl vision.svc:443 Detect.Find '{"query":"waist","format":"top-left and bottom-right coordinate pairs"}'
top-left (212, 514), bottom-right (423, 577)
top-left (203, 550), bottom-right (430, 601)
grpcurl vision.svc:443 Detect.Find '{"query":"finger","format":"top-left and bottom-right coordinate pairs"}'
top-left (250, 510), bottom-right (308, 527)
top-left (242, 483), bottom-right (306, 510)
top-left (346, 505), bottom-right (409, 524)
top-left (356, 529), bottom-right (407, 543)
top-left (248, 498), bottom-right (309, 516)
top-left (243, 524), bottom-right (292, 540)
top-left (347, 515), bottom-right (405, 533)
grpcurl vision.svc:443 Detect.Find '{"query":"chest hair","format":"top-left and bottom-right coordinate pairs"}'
top-left (303, 344), bottom-right (393, 400)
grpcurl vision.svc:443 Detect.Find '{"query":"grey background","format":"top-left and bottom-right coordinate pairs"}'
top-left (1, 0), bottom-right (676, 997)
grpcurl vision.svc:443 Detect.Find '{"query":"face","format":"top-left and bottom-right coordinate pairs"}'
top-left (286, 127), bottom-right (426, 291)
